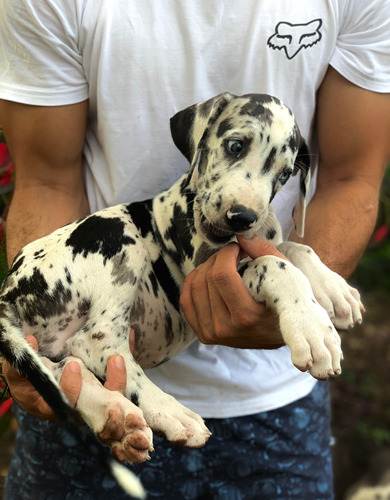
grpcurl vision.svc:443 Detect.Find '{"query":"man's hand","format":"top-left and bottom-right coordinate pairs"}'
top-left (180, 236), bottom-right (286, 349)
top-left (2, 333), bottom-right (132, 420)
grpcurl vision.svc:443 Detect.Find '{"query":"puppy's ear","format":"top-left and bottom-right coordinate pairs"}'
top-left (291, 132), bottom-right (311, 238)
top-left (170, 92), bottom-right (234, 188)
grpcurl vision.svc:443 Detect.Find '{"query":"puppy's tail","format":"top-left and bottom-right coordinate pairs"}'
top-left (0, 305), bottom-right (146, 499)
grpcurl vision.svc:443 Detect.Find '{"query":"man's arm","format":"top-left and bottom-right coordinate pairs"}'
top-left (291, 66), bottom-right (390, 278)
top-left (0, 100), bottom-right (90, 265)
top-left (0, 100), bottom-right (143, 419)
top-left (0, 100), bottom-right (92, 417)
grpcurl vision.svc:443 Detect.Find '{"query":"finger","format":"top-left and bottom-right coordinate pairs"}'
top-left (3, 359), bottom-right (57, 419)
top-left (1, 359), bottom-right (18, 384)
top-left (129, 328), bottom-right (136, 355)
top-left (190, 260), bottom-right (219, 335)
top-left (180, 269), bottom-right (202, 334)
top-left (60, 362), bottom-right (82, 407)
top-left (2, 334), bottom-right (38, 383)
top-left (25, 334), bottom-right (39, 351)
top-left (237, 235), bottom-right (287, 261)
top-left (210, 243), bottom-right (256, 315)
top-left (104, 355), bottom-right (127, 393)
top-left (2, 335), bottom-right (59, 419)
top-left (205, 261), bottom-right (233, 335)
top-left (181, 257), bottom-right (217, 338)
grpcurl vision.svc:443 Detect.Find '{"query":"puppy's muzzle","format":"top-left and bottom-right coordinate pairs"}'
top-left (225, 205), bottom-right (258, 232)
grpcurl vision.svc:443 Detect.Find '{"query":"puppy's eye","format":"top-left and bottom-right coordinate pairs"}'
top-left (278, 170), bottom-right (291, 185)
top-left (225, 140), bottom-right (243, 156)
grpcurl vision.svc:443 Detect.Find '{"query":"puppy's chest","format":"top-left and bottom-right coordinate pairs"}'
top-left (129, 259), bottom-right (193, 369)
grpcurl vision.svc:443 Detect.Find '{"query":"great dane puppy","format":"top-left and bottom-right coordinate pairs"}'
top-left (0, 93), bottom-right (363, 495)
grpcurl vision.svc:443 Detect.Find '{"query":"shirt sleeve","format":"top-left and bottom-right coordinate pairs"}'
top-left (0, 0), bottom-right (88, 105)
top-left (330, 0), bottom-right (390, 93)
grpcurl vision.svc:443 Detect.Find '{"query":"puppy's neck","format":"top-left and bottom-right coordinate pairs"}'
top-left (152, 174), bottom-right (216, 276)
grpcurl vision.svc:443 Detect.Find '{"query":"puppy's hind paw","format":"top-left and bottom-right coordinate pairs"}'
top-left (97, 407), bottom-right (154, 463)
top-left (141, 392), bottom-right (211, 448)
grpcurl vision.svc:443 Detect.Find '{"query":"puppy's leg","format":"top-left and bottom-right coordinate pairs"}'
top-left (126, 375), bottom-right (211, 449)
top-left (71, 313), bottom-right (211, 450)
top-left (43, 356), bottom-right (154, 463)
top-left (278, 241), bottom-right (364, 329)
top-left (240, 255), bottom-right (343, 380)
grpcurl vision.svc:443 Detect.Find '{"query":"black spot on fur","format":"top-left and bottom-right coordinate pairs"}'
top-left (288, 133), bottom-right (298, 153)
top-left (239, 96), bottom-right (274, 122)
top-left (278, 261), bottom-right (287, 270)
top-left (164, 311), bottom-right (174, 346)
top-left (266, 228), bottom-right (276, 240)
top-left (152, 256), bottom-right (180, 312)
top-left (3, 268), bottom-right (72, 325)
top-left (269, 177), bottom-right (278, 203)
top-left (238, 262), bottom-right (249, 277)
top-left (256, 272), bottom-right (266, 294)
top-left (130, 392), bottom-right (140, 406)
top-left (148, 272), bottom-right (159, 298)
top-left (65, 216), bottom-right (136, 264)
top-left (8, 255), bottom-right (25, 276)
top-left (162, 195), bottom-right (195, 263)
top-left (33, 249), bottom-right (46, 260)
top-left (64, 267), bottom-right (72, 285)
top-left (91, 332), bottom-right (105, 340)
top-left (124, 200), bottom-right (153, 238)
top-left (262, 147), bottom-right (277, 174)
top-left (77, 299), bottom-right (91, 318)
top-left (217, 118), bottom-right (233, 138)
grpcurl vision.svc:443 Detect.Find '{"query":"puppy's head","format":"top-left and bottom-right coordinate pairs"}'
top-left (170, 93), bottom-right (310, 246)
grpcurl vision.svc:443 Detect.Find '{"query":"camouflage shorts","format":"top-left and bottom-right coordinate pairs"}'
top-left (5, 381), bottom-right (333, 500)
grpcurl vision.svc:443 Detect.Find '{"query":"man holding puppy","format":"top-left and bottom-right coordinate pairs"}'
top-left (1, 1), bottom-right (389, 498)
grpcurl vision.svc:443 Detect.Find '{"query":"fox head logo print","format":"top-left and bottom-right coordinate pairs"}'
top-left (267, 19), bottom-right (322, 60)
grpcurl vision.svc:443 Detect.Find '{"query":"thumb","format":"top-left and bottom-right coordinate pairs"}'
top-left (60, 362), bottom-right (82, 407)
top-left (237, 235), bottom-right (287, 261)
top-left (25, 334), bottom-right (39, 351)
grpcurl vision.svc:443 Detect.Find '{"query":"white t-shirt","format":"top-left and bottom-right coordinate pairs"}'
top-left (1, 0), bottom-right (389, 417)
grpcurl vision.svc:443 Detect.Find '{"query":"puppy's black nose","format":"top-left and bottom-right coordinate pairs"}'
top-left (225, 205), bottom-right (258, 231)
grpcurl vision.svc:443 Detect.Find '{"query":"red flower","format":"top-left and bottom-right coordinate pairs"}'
top-left (0, 143), bottom-right (11, 169)
top-left (372, 225), bottom-right (389, 243)
top-left (0, 397), bottom-right (13, 417)
top-left (0, 163), bottom-right (14, 188)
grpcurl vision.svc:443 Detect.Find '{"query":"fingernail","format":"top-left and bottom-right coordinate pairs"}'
top-left (68, 362), bottom-right (81, 374)
top-left (114, 356), bottom-right (125, 370)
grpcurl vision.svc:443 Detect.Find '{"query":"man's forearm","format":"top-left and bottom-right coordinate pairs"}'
top-left (290, 177), bottom-right (379, 279)
top-left (6, 184), bottom-right (90, 266)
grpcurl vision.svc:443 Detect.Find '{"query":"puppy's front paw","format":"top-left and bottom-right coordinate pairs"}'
top-left (314, 274), bottom-right (364, 330)
top-left (280, 301), bottom-right (343, 380)
top-left (277, 242), bottom-right (364, 329)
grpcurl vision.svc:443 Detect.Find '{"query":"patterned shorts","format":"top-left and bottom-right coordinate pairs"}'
top-left (5, 381), bottom-right (333, 500)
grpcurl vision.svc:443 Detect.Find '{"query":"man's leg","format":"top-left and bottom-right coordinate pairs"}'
top-left (134, 381), bottom-right (334, 500)
top-left (4, 405), bottom-right (130, 500)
